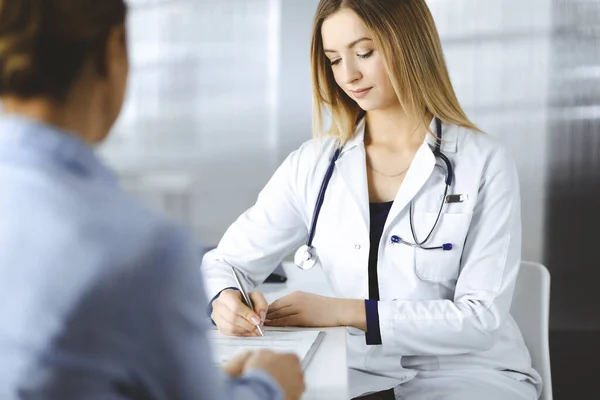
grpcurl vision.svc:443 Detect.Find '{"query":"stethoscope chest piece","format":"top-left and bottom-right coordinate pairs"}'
top-left (294, 244), bottom-right (317, 270)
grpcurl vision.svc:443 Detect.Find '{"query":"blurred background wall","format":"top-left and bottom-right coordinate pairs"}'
top-left (99, 1), bottom-right (598, 394)
top-left (104, 0), bottom-right (599, 328)
top-left (100, 0), bottom-right (283, 246)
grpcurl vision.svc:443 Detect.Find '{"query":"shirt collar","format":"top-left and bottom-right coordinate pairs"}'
top-left (0, 115), bottom-right (116, 184)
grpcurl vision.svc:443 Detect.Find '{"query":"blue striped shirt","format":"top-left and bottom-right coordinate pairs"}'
top-left (0, 116), bottom-right (282, 400)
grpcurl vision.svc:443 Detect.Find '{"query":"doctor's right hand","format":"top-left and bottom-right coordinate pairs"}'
top-left (211, 289), bottom-right (268, 336)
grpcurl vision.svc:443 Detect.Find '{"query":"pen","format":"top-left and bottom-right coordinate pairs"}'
top-left (231, 266), bottom-right (265, 336)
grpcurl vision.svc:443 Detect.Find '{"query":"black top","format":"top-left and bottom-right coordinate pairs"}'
top-left (365, 201), bottom-right (393, 345)
top-left (368, 201), bottom-right (394, 301)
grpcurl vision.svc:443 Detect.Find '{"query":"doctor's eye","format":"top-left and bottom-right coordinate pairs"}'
top-left (329, 58), bottom-right (341, 66)
top-left (357, 50), bottom-right (374, 59)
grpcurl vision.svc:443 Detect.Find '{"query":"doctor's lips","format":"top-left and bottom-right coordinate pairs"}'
top-left (350, 87), bottom-right (372, 99)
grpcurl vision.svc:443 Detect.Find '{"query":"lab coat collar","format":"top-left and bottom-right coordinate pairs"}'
top-left (425, 117), bottom-right (458, 154)
top-left (340, 117), bottom-right (366, 155)
top-left (341, 116), bottom-right (459, 155)
top-left (334, 116), bottom-right (456, 233)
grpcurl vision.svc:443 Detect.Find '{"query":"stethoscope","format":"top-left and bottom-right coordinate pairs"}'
top-left (294, 117), bottom-right (454, 270)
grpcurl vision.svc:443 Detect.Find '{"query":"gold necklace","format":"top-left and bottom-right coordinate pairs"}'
top-left (366, 159), bottom-right (410, 178)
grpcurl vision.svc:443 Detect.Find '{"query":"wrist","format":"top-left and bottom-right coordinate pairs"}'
top-left (208, 287), bottom-right (239, 321)
top-left (336, 298), bottom-right (366, 330)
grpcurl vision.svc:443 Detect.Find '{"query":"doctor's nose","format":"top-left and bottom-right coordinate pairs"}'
top-left (339, 61), bottom-right (362, 85)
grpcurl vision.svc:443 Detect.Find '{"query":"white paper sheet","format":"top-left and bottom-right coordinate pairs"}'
top-left (208, 329), bottom-right (324, 368)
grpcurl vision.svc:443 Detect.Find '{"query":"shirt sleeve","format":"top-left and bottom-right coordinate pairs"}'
top-left (17, 222), bottom-right (284, 400)
top-left (138, 224), bottom-right (284, 400)
top-left (200, 150), bottom-right (308, 302)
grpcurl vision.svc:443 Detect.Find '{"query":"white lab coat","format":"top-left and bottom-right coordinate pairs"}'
top-left (201, 118), bottom-right (543, 398)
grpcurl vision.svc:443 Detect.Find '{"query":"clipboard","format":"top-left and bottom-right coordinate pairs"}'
top-left (208, 329), bottom-right (326, 371)
top-left (300, 330), bottom-right (325, 370)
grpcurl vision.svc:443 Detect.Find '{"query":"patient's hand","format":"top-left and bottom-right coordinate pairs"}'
top-left (244, 350), bottom-right (305, 400)
top-left (222, 351), bottom-right (253, 377)
top-left (222, 350), bottom-right (305, 400)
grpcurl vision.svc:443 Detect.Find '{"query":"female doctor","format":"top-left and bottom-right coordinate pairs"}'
top-left (202, 0), bottom-right (542, 399)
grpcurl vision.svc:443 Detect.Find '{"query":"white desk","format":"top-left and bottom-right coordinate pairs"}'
top-left (257, 262), bottom-right (348, 400)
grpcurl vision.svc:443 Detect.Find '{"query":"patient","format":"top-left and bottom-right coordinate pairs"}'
top-left (0, 1), bottom-right (303, 399)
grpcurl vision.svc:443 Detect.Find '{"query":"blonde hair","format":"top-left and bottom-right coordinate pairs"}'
top-left (310, 0), bottom-right (481, 143)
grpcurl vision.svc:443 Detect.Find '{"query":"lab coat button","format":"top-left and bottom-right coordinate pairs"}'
top-left (354, 244), bottom-right (361, 250)
top-left (391, 235), bottom-right (400, 244)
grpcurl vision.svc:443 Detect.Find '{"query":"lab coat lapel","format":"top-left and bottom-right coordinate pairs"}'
top-left (335, 144), bottom-right (370, 232)
top-left (383, 142), bottom-right (436, 233)
top-left (332, 118), bottom-right (446, 234)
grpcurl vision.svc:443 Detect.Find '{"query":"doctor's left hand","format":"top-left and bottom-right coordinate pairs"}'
top-left (266, 291), bottom-right (358, 328)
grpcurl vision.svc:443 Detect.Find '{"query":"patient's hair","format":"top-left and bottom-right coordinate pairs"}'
top-left (0, 0), bottom-right (127, 102)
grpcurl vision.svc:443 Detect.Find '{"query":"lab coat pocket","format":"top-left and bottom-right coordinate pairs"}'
top-left (313, 237), bottom-right (368, 298)
top-left (414, 212), bottom-right (472, 282)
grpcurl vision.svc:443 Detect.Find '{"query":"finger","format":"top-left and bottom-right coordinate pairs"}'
top-left (222, 351), bottom-right (253, 376)
top-left (215, 316), bottom-right (244, 336)
top-left (221, 293), bottom-right (261, 326)
top-left (264, 314), bottom-right (300, 327)
top-left (220, 327), bottom-right (260, 337)
top-left (222, 319), bottom-right (262, 336)
top-left (215, 309), bottom-right (258, 336)
top-left (249, 292), bottom-right (268, 322)
top-left (286, 353), bottom-right (302, 365)
top-left (218, 306), bottom-right (259, 334)
top-left (240, 331), bottom-right (261, 337)
top-left (267, 298), bottom-right (292, 314)
top-left (266, 305), bottom-right (296, 320)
